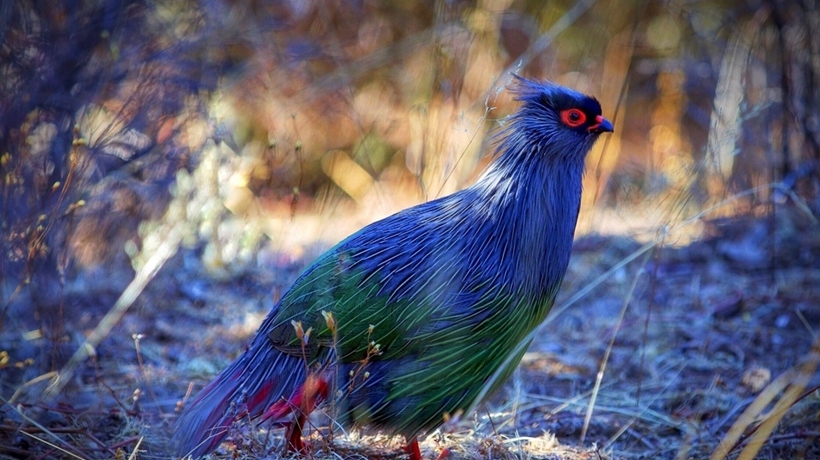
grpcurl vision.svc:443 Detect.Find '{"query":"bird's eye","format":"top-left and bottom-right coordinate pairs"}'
top-left (560, 109), bottom-right (587, 128)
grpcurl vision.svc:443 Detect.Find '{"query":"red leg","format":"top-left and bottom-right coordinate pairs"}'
top-left (283, 374), bottom-right (328, 454)
top-left (404, 437), bottom-right (422, 460)
top-left (285, 412), bottom-right (306, 452)
top-left (436, 447), bottom-right (451, 459)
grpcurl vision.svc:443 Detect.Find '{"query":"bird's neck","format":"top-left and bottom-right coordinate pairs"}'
top-left (472, 148), bottom-right (585, 299)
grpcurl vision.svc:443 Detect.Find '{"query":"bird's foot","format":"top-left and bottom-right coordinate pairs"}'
top-left (402, 439), bottom-right (450, 460)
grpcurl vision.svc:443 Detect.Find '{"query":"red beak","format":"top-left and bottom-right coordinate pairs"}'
top-left (588, 115), bottom-right (614, 133)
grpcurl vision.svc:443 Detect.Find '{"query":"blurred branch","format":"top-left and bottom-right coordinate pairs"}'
top-left (296, 23), bottom-right (455, 105)
top-left (705, 6), bottom-right (771, 198)
top-left (43, 216), bottom-right (183, 399)
top-left (499, 0), bottom-right (597, 82)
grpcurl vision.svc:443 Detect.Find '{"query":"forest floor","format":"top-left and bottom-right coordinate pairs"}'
top-left (1, 206), bottom-right (819, 460)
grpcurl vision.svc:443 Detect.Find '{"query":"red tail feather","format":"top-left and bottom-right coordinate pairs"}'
top-left (260, 373), bottom-right (328, 422)
top-left (173, 339), bottom-right (307, 458)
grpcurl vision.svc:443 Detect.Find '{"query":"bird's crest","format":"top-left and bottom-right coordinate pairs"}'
top-left (509, 74), bottom-right (603, 119)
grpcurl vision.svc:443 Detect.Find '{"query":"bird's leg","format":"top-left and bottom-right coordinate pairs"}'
top-left (285, 412), bottom-right (306, 453)
top-left (284, 373), bottom-right (329, 454)
top-left (402, 438), bottom-right (451, 460)
top-left (404, 437), bottom-right (422, 460)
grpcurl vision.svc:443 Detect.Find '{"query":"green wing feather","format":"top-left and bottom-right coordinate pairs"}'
top-left (265, 231), bottom-right (559, 437)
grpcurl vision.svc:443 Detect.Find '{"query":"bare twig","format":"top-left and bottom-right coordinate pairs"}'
top-left (581, 258), bottom-right (650, 442)
top-left (43, 224), bottom-right (182, 400)
top-left (711, 337), bottom-right (820, 460)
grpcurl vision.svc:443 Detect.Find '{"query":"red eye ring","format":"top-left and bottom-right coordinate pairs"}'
top-left (560, 108), bottom-right (587, 128)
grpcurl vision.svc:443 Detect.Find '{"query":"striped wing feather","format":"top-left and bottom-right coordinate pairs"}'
top-left (267, 190), bottom-right (559, 438)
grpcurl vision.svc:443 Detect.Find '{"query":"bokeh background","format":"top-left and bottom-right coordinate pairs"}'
top-left (1, 1), bottom-right (819, 459)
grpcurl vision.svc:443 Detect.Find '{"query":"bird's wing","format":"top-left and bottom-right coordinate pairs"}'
top-left (261, 194), bottom-right (555, 435)
top-left (263, 202), bottom-right (454, 366)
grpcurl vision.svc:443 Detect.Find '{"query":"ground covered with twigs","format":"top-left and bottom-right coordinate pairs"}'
top-left (1, 207), bottom-right (819, 460)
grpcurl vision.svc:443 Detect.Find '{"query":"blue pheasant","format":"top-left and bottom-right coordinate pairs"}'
top-left (174, 76), bottom-right (613, 459)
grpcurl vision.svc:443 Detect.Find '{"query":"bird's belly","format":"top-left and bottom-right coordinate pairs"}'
top-left (330, 329), bottom-right (538, 438)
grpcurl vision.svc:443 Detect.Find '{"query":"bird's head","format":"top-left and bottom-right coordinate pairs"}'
top-left (498, 76), bottom-right (613, 164)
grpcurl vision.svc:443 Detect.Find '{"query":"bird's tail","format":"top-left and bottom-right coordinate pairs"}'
top-left (172, 331), bottom-right (309, 458)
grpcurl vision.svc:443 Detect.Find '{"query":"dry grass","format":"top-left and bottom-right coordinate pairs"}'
top-left (2, 201), bottom-right (818, 459)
